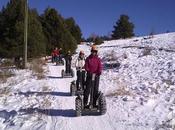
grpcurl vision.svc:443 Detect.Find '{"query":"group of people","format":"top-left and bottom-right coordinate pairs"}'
top-left (51, 45), bottom-right (102, 107)
top-left (51, 47), bottom-right (72, 73)
top-left (51, 47), bottom-right (63, 63)
top-left (75, 46), bottom-right (102, 107)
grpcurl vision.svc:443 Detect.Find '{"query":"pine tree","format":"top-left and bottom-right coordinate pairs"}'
top-left (28, 9), bottom-right (46, 57)
top-left (0, 1), bottom-right (79, 58)
top-left (0, 0), bottom-right (46, 58)
top-left (65, 17), bottom-right (82, 44)
top-left (0, 0), bottom-right (25, 58)
top-left (112, 15), bottom-right (135, 39)
top-left (94, 36), bottom-right (104, 45)
top-left (40, 8), bottom-right (77, 54)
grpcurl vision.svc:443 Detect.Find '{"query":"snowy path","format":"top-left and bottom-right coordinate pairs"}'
top-left (44, 63), bottom-right (114, 130)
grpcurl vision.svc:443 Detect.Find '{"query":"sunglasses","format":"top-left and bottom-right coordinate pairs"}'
top-left (91, 50), bottom-right (98, 53)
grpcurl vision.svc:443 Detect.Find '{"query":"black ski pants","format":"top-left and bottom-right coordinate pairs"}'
top-left (65, 61), bottom-right (71, 73)
top-left (76, 70), bottom-right (86, 90)
top-left (83, 72), bottom-right (100, 106)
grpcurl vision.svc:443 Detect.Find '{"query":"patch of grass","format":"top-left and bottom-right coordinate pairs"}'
top-left (122, 53), bottom-right (128, 59)
top-left (164, 79), bottom-right (174, 85)
top-left (0, 87), bottom-right (11, 97)
top-left (42, 86), bottom-right (50, 92)
top-left (0, 70), bottom-right (15, 83)
top-left (0, 59), bottom-right (14, 68)
top-left (141, 47), bottom-right (152, 57)
top-left (106, 78), bottom-right (133, 97)
top-left (41, 98), bottom-right (52, 108)
top-left (107, 86), bottom-right (132, 97)
top-left (29, 58), bottom-right (46, 80)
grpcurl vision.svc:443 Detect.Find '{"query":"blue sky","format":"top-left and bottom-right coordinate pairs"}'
top-left (0, 0), bottom-right (175, 38)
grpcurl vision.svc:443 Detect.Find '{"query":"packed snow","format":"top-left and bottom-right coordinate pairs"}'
top-left (0, 32), bottom-right (175, 130)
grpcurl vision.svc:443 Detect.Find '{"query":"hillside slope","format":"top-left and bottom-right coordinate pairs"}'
top-left (0, 32), bottom-right (175, 130)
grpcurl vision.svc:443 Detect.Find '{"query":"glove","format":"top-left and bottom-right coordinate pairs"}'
top-left (97, 72), bottom-right (101, 76)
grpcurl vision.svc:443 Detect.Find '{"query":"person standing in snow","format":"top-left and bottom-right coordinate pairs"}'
top-left (58, 48), bottom-right (63, 62)
top-left (84, 45), bottom-right (102, 107)
top-left (65, 50), bottom-right (72, 73)
top-left (51, 47), bottom-right (59, 63)
top-left (75, 51), bottom-right (86, 90)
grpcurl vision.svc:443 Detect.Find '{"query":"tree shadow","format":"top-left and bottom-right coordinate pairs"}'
top-left (17, 91), bottom-right (70, 97)
top-left (19, 108), bottom-right (75, 117)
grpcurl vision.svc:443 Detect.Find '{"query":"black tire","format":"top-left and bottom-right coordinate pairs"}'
top-left (61, 70), bottom-right (65, 78)
top-left (99, 94), bottom-right (107, 115)
top-left (71, 69), bottom-right (74, 77)
top-left (75, 97), bottom-right (82, 116)
top-left (70, 82), bottom-right (76, 96)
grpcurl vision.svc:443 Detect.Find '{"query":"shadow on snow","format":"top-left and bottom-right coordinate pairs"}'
top-left (47, 76), bottom-right (63, 79)
top-left (0, 110), bottom-right (17, 123)
top-left (19, 108), bottom-right (75, 117)
top-left (17, 91), bottom-right (70, 97)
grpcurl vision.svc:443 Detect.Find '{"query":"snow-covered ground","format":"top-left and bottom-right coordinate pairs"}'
top-left (0, 32), bottom-right (175, 130)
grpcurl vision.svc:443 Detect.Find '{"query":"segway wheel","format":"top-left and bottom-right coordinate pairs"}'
top-left (99, 94), bottom-right (107, 115)
top-left (70, 81), bottom-right (76, 96)
top-left (75, 97), bottom-right (82, 116)
top-left (71, 69), bottom-right (74, 77)
top-left (61, 70), bottom-right (65, 78)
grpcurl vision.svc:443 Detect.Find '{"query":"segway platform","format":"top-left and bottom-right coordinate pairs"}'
top-left (82, 108), bottom-right (100, 116)
top-left (75, 92), bottom-right (107, 116)
top-left (61, 69), bottom-right (74, 78)
top-left (56, 59), bottom-right (64, 66)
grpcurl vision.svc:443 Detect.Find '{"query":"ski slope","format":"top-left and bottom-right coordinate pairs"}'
top-left (0, 32), bottom-right (175, 130)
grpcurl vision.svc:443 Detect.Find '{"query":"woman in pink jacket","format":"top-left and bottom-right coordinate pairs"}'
top-left (84, 45), bottom-right (102, 107)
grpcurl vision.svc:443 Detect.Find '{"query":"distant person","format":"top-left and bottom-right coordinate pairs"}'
top-left (65, 50), bottom-right (72, 73)
top-left (84, 45), bottom-right (102, 107)
top-left (75, 51), bottom-right (86, 90)
top-left (51, 47), bottom-right (59, 63)
top-left (51, 51), bottom-right (54, 63)
top-left (59, 48), bottom-right (63, 62)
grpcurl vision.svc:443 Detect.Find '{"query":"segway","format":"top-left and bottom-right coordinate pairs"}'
top-left (61, 61), bottom-right (74, 78)
top-left (56, 56), bottom-right (64, 66)
top-left (56, 58), bottom-right (64, 66)
top-left (70, 68), bottom-right (85, 96)
top-left (75, 74), bottom-right (107, 116)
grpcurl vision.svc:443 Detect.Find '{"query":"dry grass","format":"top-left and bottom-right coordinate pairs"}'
top-left (0, 59), bottom-right (16, 83)
top-left (122, 53), bottom-right (128, 59)
top-left (29, 58), bottom-right (46, 80)
top-left (41, 98), bottom-right (52, 108)
top-left (164, 79), bottom-right (174, 86)
top-left (142, 47), bottom-right (152, 56)
top-left (0, 59), bottom-right (14, 68)
top-left (106, 78), bottom-right (133, 97)
top-left (107, 86), bottom-right (132, 97)
top-left (0, 87), bottom-right (11, 97)
top-left (0, 70), bottom-right (14, 83)
top-left (42, 86), bottom-right (50, 92)
top-left (107, 50), bottom-right (116, 61)
top-left (111, 87), bottom-right (131, 96)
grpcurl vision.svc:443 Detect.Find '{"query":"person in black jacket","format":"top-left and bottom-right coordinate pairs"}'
top-left (59, 48), bottom-right (63, 62)
top-left (65, 51), bottom-right (72, 73)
